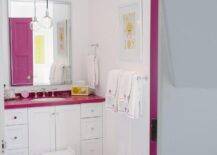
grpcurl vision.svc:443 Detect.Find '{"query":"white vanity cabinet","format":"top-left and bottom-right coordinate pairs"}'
top-left (28, 107), bottom-right (56, 155)
top-left (80, 103), bottom-right (103, 155)
top-left (28, 105), bottom-right (80, 155)
top-left (4, 102), bottom-right (104, 155)
top-left (55, 105), bottom-right (80, 153)
top-left (4, 108), bottom-right (29, 155)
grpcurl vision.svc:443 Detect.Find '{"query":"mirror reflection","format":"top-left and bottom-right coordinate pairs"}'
top-left (8, 0), bottom-right (72, 86)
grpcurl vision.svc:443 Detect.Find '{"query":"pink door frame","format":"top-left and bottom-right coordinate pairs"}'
top-left (150, 0), bottom-right (158, 155)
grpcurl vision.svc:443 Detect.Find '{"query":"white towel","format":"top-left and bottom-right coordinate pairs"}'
top-left (117, 71), bottom-right (134, 112)
top-left (87, 55), bottom-right (99, 89)
top-left (49, 60), bottom-right (67, 85)
top-left (106, 69), bottom-right (122, 111)
top-left (127, 75), bottom-right (145, 119)
top-left (49, 62), bottom-right (56, 83)
top-left (63, 66), bottom-right (71, 84)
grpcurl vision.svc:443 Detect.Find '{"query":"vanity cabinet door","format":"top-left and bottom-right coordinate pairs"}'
top-left (28, 107), bottom-right (56, 155)
top-left (81, 117), bottom-right (103, 140)
top-left (5, 125), bottom-right (28, 150)
top-left (5, 148), bottom-right (28, 155)
top-left (81, 139), bottom-right (103, 155)
top-left (55, 105), bottom-right (81, 155)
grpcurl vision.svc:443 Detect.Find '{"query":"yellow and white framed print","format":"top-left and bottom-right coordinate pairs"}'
top-left (119, 1), bottom-right (143, 61)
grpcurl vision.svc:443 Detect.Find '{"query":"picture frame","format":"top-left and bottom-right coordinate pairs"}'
top-left (119, 1), bottom-right (143, 61)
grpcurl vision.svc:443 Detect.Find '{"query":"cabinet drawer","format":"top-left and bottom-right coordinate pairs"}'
top-left (81, 139), bottom-right (102, 155)
top-left (81, 103), bottom-right (103, 118)
top-left (5, 109), bottom-right (28, 126)
top-left (5, 125), bottom-right (28, 150)
top-left (81, 118), bottom-right (103, 140)
top-left (6, 148), bottom-right (28, 155)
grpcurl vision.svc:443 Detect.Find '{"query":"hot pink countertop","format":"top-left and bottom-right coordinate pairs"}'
top-left (5, 95), bottom-right (105, 109)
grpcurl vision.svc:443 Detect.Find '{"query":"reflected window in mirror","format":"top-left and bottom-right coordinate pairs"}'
top-left (8, 0), bottom-right (72, 86)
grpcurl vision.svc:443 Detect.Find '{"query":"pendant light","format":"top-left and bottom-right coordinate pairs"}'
top-left (41, 0), bottom-right (53, 29)
top-left (30, 0), bottom-right (40, 31)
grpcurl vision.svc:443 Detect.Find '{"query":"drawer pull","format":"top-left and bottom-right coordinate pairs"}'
top-left (91, 127), bottom-right (95, 131)
top-left (13, 116), bottom-right (17, 120)
top-left (14, 136), bottom-right (18, 140)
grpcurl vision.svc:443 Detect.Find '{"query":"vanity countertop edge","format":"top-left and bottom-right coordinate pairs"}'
top-left (5, 95), bottom-right (105, 109)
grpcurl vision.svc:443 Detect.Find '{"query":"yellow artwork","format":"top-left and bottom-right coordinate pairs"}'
top-left (57, 21), bottom-right (67, 53)
top-left (119, 3), bottom-right (141, 61)
top-left (123, 12), bottom-right (136, 50)
top-left (34, 35), bottom-right (45, 64)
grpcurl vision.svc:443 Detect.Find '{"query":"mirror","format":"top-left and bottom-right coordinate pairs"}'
top-left (8, 0), bottom-right (72, 86)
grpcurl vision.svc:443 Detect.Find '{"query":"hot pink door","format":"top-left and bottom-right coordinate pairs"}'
top-left (150, 0), bottom-right (158, 155)
top-left (9, 18), bottom-right (33, 86)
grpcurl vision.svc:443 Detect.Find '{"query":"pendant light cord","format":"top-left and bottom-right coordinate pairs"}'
top-left (34, 0), bottom-right (36, 18)
top-left (46, 0), bottom-right (49, 10)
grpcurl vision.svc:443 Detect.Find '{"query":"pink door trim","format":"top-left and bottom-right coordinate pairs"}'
top-left (150, 0), bottom-right (159, 155)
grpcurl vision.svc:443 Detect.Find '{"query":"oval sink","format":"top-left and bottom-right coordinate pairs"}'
top-left (32, 98), bottom-right (65, 103)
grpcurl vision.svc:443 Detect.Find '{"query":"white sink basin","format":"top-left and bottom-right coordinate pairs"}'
top-left (32, 98), bottom-right (65, 103)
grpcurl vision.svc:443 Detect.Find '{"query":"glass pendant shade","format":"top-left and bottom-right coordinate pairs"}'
top-left (30, 16), bottom-right (40, 31)
top-left (41, 0), bottom-right (53, 29)
top-left (41, 10), bottom-right (53, 29)
top-left (30, 0), bottom-right (39, 31)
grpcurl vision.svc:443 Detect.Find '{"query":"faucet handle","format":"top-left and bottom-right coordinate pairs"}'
top-left (51, 88), bottom-right (57, 97)
top-left (41, 88), bottom-right (46, 97)
top-left (34, 90), bottom-right (38, 98)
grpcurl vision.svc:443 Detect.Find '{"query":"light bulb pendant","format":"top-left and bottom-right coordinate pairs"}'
top-left (41, 10), bottom-right (53, 29)
top-left (41, 0), bottom-right (53, 29)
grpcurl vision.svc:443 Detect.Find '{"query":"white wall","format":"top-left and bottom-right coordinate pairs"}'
top-left (88, 0), bottom-right (151, 155)
top-left (2, 0), bottom-right (10, 87)
top-left (159, 1), bottom-right (217, 155)
top-left (163, 0), bottom-right (217, 88)
top-left (0, 1), bottom-right (5, 153)
top-left (71, 0), bottom-right (89, 83)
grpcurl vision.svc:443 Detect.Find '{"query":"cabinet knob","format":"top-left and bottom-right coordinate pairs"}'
top-left (13, 116), bottom-right (17, 120)
top-left (14, 136), bottom-right (17, 140)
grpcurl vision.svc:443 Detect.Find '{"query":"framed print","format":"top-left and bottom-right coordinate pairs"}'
top-left (57, 20), bottom-right (67, 54)
top-left (119, 1), bottom-right (143, 61)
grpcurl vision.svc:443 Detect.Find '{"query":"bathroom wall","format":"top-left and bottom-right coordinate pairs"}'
top-left (70, 0), bottom-right (89, 83)
top-left (162, 0), bottom-right (217, 88)
top-left (159, 0), bottom-right (217, 155)
top-left (0, 0), bottom-right (5, 151)
top-left (88, 0), bottom-right (151, 155)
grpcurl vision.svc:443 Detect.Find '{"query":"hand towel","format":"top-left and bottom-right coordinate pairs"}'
top-left (117, 71), bottom-right (134, 112)
top-left (127, 75), bottom-right (145, 119)
top-left (87, 55), bottom-right (99, 89)
top-left (49, 60), bottom-right (66, 85)
top-left (63, 66), bottom-right (71, 84)
top-left (106, 69), bottom-right (122, 111)
top-left (49, 62), bottom-right (56, 84)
